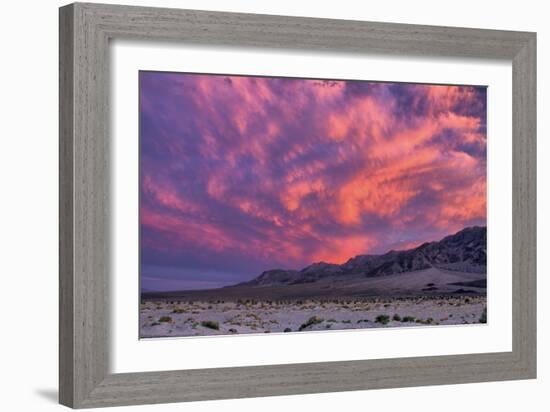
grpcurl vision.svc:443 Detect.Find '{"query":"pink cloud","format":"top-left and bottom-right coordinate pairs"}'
top-left (140, 73), bottom-right (487, 273)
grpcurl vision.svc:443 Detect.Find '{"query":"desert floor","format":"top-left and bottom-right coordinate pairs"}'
top-left (140, 295), bottom-right (487, 338)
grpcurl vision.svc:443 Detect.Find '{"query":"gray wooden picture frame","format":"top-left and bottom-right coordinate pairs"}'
top-left (59, 2), bottom-right (536, 409)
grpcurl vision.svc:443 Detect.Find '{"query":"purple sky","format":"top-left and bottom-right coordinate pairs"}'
top-left (140, 71), bottom-right (487, 291)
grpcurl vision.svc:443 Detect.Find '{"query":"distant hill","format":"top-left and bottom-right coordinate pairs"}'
top-left (237, 226), bottom-right (486, 288)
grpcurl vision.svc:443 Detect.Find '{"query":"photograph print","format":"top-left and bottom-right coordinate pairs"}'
top-left (139, 71), bottom-right (487, 338)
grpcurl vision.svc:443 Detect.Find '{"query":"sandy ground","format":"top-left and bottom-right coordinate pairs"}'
top-left (142, 268), bottom-right (486, 302)
top-left (140, 295), bottom-right (487, 338)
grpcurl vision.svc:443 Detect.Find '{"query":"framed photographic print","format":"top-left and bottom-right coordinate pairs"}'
top-left (138, 71), bottom-right (489, 339)
top-left (59, 2), bottom-right (536, 408)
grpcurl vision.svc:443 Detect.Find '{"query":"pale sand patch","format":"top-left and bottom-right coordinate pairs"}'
top-left (140, 296), bottom-right (486, 338)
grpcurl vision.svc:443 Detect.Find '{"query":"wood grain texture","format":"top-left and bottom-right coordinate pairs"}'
top-left (512, 34), bottom-right (537, 374)
top-left (59, 4), bottom-right (74, 406)
top-left (60, 3), bottom-right (110, 406)
top-left (59, 2), bottom-right (537, 408)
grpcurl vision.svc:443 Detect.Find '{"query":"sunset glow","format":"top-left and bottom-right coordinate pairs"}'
top-left (140, 72), bottom-right (487, 291)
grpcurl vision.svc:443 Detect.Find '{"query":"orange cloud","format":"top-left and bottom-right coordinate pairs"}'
top-left (310, 234), bottom-right (376, 264)
top-left (140, 72), bottom-right (487, 275)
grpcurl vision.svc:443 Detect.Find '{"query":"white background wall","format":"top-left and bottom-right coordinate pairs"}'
top-left (0, 0), bottom-right (547, 411)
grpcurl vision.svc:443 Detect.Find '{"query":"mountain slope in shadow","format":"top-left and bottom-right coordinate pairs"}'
top-left (238, 226), bottom-right (486, 288)
top-left (142, 226), bottom-right (487, 301)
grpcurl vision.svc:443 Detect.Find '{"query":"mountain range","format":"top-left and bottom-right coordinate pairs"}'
top-left (142, 226), bottom-right (487, 300)
top-left (236, 226), bottom-right (486, 288)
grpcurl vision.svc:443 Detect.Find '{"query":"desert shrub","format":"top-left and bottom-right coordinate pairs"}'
top-left (375, 315), bottom-right (390, 324)
top-left (283, 328), bottom-right (292, 332)
top-left (401, 316), bottom-right (415, 322)
top-left (151, 322), bottom-right (160, 326)
top-left (201, 320), bottom-right (220, 330)
top-left (327, 319), bottom-right (337, 323)
top-left (479, 307), bottom-right (487, 323)
top-left (228, 328), bottom-right (237, 333)
top-left (342, 319), bottom-right (352, 324)
top-left (171, 308), bottom-right (185, 314)
top-left (158, 316), bottom-right (172, 323)
top-left (298, 316), bottom-right (324, 331)
top-left (392, 314), bottom-right (401, 322)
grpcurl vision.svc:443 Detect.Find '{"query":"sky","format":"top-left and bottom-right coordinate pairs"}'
top-left (139, 71), bottom-right (487, 291)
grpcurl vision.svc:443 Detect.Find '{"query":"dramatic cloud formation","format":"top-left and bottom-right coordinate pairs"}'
top-left (140, 72), bottom-right (487, 291)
